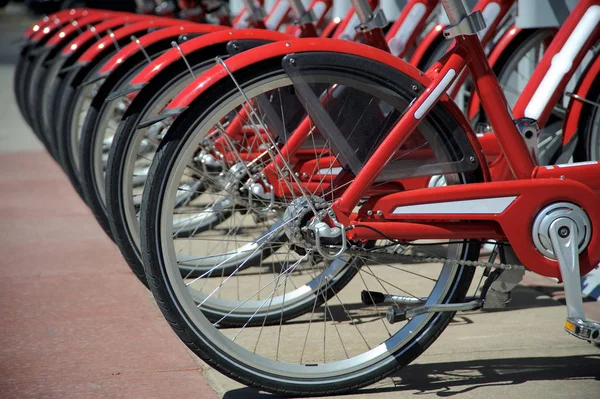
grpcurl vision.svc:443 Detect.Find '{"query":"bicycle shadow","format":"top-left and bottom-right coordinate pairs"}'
top-left (221, 354), bottom-right (600, 398)
top-left (256, 284), bottom-right (565, 329)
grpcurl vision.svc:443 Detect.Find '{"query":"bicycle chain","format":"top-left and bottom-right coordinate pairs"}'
top-left (343, 246), bottom-right (526, 270)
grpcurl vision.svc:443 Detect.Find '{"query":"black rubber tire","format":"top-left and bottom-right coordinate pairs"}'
top-left (41, 22), bottom-right (130, 158)
top-left (53, 29), bottom-right (152, 201)
top-left (15, 23), bottom-right (67, 130)
top-left (54, 60), bottom-right (108, 201)
top-left (27, 31), bottom-right (88, 157)
top-left (105, 43), bottom-right (230, 287)
top-left (14, 43), bottom-right (35, 122)
top-left (78, 39), bottom-right (180, 240)
top-left (18, 22), bottom-right (69, 131)
top-left (141, 54), bottom-right (482, 395)
top-left (19, 47), bottom-right (51, 132)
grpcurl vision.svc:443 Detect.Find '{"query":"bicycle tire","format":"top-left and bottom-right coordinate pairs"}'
top-left (141, 52), bottom-right (482, 395)
top-left (105, 45), bottom-right (230, 287)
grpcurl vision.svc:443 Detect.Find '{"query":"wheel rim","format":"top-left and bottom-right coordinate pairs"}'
top-left (149, 71), bottom-right (475, 379)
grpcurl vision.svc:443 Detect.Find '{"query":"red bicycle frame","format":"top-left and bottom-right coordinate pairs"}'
top-left (140, 0), bottom-right (600, 280)
top-left (327, 0), bottom-right (600, 279)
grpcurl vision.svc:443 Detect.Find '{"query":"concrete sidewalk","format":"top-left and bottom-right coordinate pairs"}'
top-left (0, 150), bottom-right (219, 398)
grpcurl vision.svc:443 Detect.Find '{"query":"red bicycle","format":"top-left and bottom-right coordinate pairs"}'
top-left (137, 0), bottom-right (600, 395)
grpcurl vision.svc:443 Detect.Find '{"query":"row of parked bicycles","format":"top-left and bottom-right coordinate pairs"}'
top-left (14, 0), bottom-right (600, 395)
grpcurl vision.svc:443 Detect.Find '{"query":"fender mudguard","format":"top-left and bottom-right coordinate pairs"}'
top-left (563, 54), bottom-right (600, 145)
top-left (75, 18), bottom-right (187, 65)
top-left (97, 24), bottom-right (228, 77)
top-left (25, 9), bottom-right (96, 40)
top-left (143, 38), bottom-right (489, 181)
top-left (24, 9), bottom-right (89, 39)
top-left (60, 15), bottom-right (153, 57)
top-left (46, 12), bottom-right (124, 48)
top-left (126, 29), bottom-right (293, 90)
top-left (29, 9), bottom-right (103, 44)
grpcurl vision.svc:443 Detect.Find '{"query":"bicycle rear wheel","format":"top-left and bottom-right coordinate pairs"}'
top-left (141, 51), bottom-right (483, 395)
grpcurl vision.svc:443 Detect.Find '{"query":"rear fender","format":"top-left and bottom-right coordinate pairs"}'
top-left (60, 15), bottom-right (152, 57)
top-left (141, 38), bottom-right (488, 180)
top-left (128, 29), bottom-right (292, 88)
top-left (30, 9), bottom-right (105, 43)
top-left (26, 9), bottom-right (96, 41)
top-left (97, 24), bottom-right (227, 76)
top-left (46, 12), bottom-right (122, 47)
top-left (75, 19), bottom-right (186, 65)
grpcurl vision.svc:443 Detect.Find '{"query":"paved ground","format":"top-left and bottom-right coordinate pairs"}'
top-left (1, 4), bottom-right (599, 398)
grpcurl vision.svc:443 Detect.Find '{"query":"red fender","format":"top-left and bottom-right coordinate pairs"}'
top-left (129, 29), bottom-right (293, 87)
top-left (30, 9), bottom-right (104, 43)
top-left (25, 9), bottom-right (87, 38)
top-left (60, 15), bottom-right (154, 56)
top-left (563, 54), bottom-right (600, 145)
top-left (152, 38), bottom-right (488, 181)
top-left (25, 9), bottom-right (94, 40)
top-left (76, 19), bottom-right (187, 64)
top-left (385, 0), bottom-right (438, 59)
top-left (46, 12), bottom-right (123, 47)
top-left (409, 24), bottom-right (444, 67)
top-left (99, 24), bottom-right (227, 75)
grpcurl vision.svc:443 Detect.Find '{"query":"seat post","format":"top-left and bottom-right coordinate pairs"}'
top-left (440, 0), bottom-right (469, 25)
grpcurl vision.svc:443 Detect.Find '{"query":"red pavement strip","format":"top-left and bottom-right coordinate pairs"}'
top-left (0, 151), bottom-right (219, 399)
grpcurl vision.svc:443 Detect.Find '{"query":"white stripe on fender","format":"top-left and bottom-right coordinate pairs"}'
top-left (310, 1), bottom-right (327, 20)
top-left (414, 69), bottom-right (457, 119)
top-left (388, 3), bottom-right (427, 57)
top-left (392, 196), bottom-right (517, 215)
top-left (524, 5), bottom-right (600, 120)
top-left (265, 1), bottom-right (290, 30)
top-left (478, 2), bottom-right (501, 40)
top-left (339, 13), bottom-right (360, 41)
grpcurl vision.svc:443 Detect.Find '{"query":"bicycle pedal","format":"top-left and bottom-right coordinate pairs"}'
top-left (565, 318), bottom-right (600, 343)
